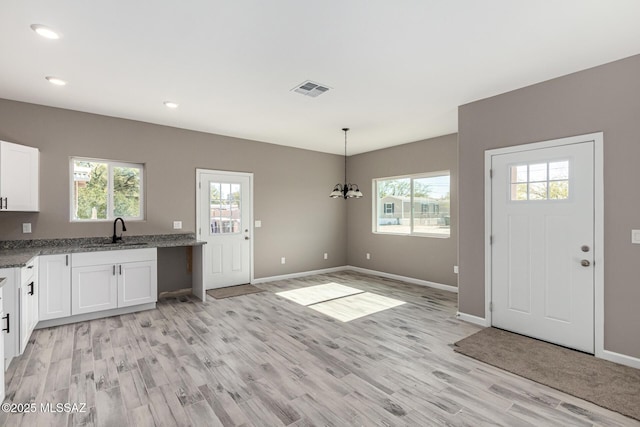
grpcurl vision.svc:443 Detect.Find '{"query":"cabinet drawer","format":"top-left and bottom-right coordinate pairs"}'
top-left (72, 248), bottom-right (156, 267)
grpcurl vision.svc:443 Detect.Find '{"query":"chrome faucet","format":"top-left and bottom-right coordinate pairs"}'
top-left (112, 217), bottom-right (127, 243)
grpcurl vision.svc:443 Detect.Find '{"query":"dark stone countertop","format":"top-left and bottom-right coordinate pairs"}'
top-left (0, 234), bottom-right (206, 268)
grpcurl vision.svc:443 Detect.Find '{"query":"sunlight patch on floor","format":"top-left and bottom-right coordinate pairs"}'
top-left (309, 292), bottom-right (406, 322)
top-left (276, 282), bottom-right (363, 306)
top-left (276, 282), bottom-right (406, 322)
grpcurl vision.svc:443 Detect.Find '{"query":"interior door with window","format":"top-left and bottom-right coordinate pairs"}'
top-left (490, 140), bottom-right (595, 353)
top-left (197, 171), bottom-right (252, 289)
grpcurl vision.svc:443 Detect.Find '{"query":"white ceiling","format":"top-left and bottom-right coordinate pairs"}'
top-left (1, 1), bottom-right (640, 155)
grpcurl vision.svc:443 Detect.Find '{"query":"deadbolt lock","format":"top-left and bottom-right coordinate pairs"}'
top-left (581, 245), bottom-right (590, 252)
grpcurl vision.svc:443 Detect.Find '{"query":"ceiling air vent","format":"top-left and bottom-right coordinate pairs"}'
top-left (292, 80), bottom-right (330, 98)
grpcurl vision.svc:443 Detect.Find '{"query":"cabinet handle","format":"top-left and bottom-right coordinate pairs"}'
top-left (2, 313), bottom-right (10, 333)
top-left (119, 265), bottom-right (122, 275)
top-left (27, 265), bottom-right (34, 269)
top-left (3, 197), bottom-right (6, 209)
top-left (113, 265), bottom-right (116, 276)
top-left (28, 281), bottom-right (34, 296)
top-left (66, 255), bottom-right (69, 266)
top-left (1, 197), bottom-right (6, 209)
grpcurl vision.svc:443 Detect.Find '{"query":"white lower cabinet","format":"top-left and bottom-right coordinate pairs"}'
top-left (0, 257), bottom-right (39, 363)
top-left (39, 254), bottom-right (71, 320)
top-left (19, 258), bottom-right (38, 355)
top-left (71, 264), bottom-right (118, 315)
top-left (71, 248), bottom-right (157, 316)
top-left (0, 282), bottom-right (6, 402)
top-left (0, 268), bottom-right (18, 363)
top-left (119, 261), bottom-right (157, 307)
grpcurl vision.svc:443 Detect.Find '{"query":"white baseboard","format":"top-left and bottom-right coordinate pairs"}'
top-left (252, 266), bottom-right (457, 295)
top-left (601, 349), bottom-right (640, 369)
top-left (456, 311), bottom-right (489, 327)
top-left (346, 266), bottom-right (458, 293)
top-left (252, 266), bottom-right (349, 284)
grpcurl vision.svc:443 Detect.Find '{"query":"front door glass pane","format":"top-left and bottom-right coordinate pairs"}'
top-left (210, 182), bottom-right (241, 234)
top-left (510, 160), bottom-right (569, 201)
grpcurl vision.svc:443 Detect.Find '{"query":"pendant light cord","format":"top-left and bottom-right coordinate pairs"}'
top-left (343, 128), bottom-right (349, 187)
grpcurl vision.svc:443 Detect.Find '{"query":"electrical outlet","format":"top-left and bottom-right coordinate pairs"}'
top-left (366, 253), bottom-right (370, 260)
top-left (22, 223), bottom-right (32, 233)
top-left (453, 265), bottom-right (459, 274)
top-left (324, 253), bottom-right (328, 260)
top-left (632, 230), bottom-right (640, 244)
top-left (255, 220), bottom-right (262, 228)
top-left (173, 221), bottom-right (182, 230)
top-left (281, 257), bottom-right (286, 264)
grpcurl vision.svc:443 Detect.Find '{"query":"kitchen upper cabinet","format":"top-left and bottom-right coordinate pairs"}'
top-left (71, 248), bottom-right (157, 316)
top-left (39, 254), bottom-right (72, 320)
top-left (0, 140), bottom-right (39, 212)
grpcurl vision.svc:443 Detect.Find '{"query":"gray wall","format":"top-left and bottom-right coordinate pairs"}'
top-left (347, 134), bottom-right (458, 287)
top-left (0, 99), bottom-right (347, 280)
top-left (458, 54), bottom-right (640, 358)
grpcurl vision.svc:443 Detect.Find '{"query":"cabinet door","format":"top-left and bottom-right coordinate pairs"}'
top-left (19, 279), bottom-right (33, 354)
top-left (0, 141), bottom-right (39, 211)
top-left (72, 265), bottom-right (118, 315)
top-left (19, 259), bottom-right (38, 355)
top-left (118, 261), bottom-right (157, 308)
top-left (0, 286), bottom-right (4, 400)
top-left (39, 254), bottom-right (71, 320)
top-left (0, 268), bottom-right (18, 362)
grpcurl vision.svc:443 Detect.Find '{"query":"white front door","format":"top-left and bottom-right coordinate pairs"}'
top-left (197, 170), bottom-right (252, 289)
top-left (490, 139), bottom-right (595, 353)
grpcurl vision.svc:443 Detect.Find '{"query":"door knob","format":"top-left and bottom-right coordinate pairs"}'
top-left (581, 245), bottom-right (590, 252)
top-left (580, 259), bottom-right (591, 267)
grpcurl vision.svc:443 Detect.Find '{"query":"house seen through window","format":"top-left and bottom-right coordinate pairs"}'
top-left (374, 171), bottom-right (450, 237)
top-left (70, 158), bottom-right (144, 221)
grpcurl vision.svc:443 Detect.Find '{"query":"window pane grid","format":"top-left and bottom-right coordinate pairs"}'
top-left (374, 172), bottom-right (450, 237)
top-left (71, 158), bottom-right (144, 221)
top-left (210, 182), bottom-right (241, 234)
top-left (510, 160), bottom-right (569, 201)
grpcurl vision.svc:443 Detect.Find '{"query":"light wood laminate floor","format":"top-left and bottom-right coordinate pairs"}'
top-left (1, 271), bottom-right (637, 426)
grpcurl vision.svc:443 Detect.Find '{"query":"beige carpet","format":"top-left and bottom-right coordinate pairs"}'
top-left (454, 327), bottom-right (640, 421)
top-left (207, 284), bottom-right (265, 299)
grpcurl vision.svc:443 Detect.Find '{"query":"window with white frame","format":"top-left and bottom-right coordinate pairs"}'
top-left (70, 158), bottom-right (144, 221)
top-left (373, 171), bottom-right (450, 237)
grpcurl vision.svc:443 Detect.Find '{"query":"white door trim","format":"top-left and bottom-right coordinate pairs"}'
top-left (484, 132), bottom-right (604, 357)
top-left (195, 169), bottom-right (255, 286)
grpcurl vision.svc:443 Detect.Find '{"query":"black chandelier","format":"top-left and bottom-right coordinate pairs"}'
top-left (329, 128), bottom-right (363, 199)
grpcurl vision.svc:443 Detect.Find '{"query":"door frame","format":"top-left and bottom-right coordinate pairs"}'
top-left (484, 132), bottom-right (604, 357)
top-left (195, 168), bottom-right (255, 286)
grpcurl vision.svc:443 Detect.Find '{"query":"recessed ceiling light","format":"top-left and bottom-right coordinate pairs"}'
top-left (163, 101), bottom-right (179, 109)
top-left (45, 76), bottom-right (67, 86)
top-left (30, 24), bottom-right (61, 40)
